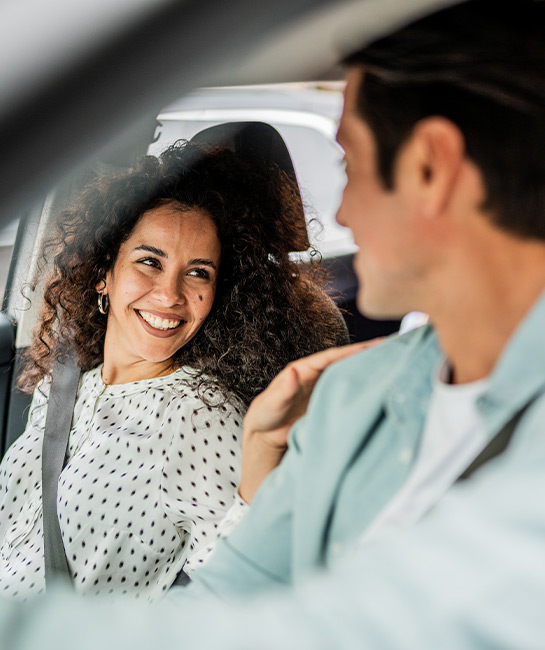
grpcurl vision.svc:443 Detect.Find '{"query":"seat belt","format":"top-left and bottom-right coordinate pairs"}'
top-left (458, 402), bottom-right (530, 481)
top-left (41, 349), bottom-right (80, 587)
top-left (40, 351), bottom-right (191, 589)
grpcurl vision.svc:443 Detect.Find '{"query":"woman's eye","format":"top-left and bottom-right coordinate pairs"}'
top-left (187, 267), bottom-right (211, 280)
top-left (137, 257), bottom-right (161, 269)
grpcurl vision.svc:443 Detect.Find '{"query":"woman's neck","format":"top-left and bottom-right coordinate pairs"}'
top-left (101, 358), bottom-right (177, 385)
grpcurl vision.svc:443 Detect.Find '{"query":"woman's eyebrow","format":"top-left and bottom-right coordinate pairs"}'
top-left (134, 247), bottom-right (217, 269)
top-left (190, 258), bottom-right (217, 269)
top-left (135, 244), bottom-right (167, 258)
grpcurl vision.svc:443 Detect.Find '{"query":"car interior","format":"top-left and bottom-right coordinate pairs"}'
top-left (0, 0), bottom-right (449, 458)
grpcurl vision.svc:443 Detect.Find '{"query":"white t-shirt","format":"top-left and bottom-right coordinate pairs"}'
top-left (359, 361), bottom-right (489, 546)
top-left (0, 365), bottom-right (243, 601)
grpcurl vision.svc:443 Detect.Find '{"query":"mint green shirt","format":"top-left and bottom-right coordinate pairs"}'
top-left (186, 289), bottom-right (545, 599)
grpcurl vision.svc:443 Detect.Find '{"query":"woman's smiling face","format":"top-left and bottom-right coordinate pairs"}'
top-left (101, 202), bottom-right (221, 383)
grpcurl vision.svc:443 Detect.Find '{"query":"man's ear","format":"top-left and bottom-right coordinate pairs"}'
top-left (407, 117), bottom-right (466, 219)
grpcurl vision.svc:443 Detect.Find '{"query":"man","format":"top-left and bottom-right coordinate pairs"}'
top-left (4, 1), bottom-right (545, 647)
top-left (179, 0), bottom-right (545, 601)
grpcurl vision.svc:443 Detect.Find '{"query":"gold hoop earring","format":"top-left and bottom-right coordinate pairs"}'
top-left (97, 293), bottom-right (109, 315)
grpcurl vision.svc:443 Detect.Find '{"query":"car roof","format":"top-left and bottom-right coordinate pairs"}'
top-left (0, 0), bottom-right (460, 221)
top-left (159, 84), bottom-right (344, 120)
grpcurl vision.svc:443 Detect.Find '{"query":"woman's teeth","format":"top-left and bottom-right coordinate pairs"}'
top-left (138, 310), bottom-right (182, 331)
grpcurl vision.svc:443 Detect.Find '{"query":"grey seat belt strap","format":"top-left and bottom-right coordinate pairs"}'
top-left (41, 349), bottom-right (81, 587)
top-left (458, 402), bottom-right (530, 481)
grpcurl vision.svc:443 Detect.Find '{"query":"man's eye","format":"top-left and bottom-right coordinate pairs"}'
top-left (187, 268), bottom-right (211, 280)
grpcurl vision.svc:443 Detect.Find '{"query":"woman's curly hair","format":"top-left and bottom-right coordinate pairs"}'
top-left (18, 141), bottom-right (347, 407)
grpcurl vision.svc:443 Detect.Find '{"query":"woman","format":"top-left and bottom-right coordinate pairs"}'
top-left (0, 138), bottom-right (348, 601)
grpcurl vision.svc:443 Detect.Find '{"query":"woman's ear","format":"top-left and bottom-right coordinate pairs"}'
top-left (95, 278), bottom-right (108, 294)
top-left (408, 117), bottom-right (466, 219)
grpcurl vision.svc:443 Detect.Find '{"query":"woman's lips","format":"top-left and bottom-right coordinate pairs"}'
top-left (137, 309), bottom-right (182, 330)
top-left (135, 309), bottom-right (185, 337)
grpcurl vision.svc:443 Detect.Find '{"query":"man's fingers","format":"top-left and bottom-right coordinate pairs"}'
top-left (246, 341), bottom-right (377, 435)
top-left (290, 341), bottom-right (371, 384)
top-left (275, 365), bottom-right (301, 408)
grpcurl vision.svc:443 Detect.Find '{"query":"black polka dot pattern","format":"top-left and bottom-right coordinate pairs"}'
top-left (0, 365), bottom-right (243, 601)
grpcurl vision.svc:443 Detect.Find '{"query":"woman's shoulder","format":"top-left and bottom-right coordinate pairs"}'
top-left (26, 376), bottom-right (52, 426)
top-left (164, 368), bottom-right (244, 426)
top-left (157, 369), bottom-right (244, 453)
top-left (156, 367), bottom-right (242, 411)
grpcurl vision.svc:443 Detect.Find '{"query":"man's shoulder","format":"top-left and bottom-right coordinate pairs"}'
top-left (322, 324), bottom-right (438, 391)
top-left (296, 324), bottom-right (440, 434)
top-left (289, 324), bottom-right (439, 456)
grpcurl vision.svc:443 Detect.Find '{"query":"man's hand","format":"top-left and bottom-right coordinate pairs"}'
top-left (239, 340), bottom-right (382, 502)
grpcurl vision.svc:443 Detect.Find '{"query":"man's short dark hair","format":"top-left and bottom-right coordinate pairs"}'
top-left (345, 0), bottom-right (545, 240)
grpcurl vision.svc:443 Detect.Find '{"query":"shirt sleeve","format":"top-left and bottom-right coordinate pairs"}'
top-left (159, 394), bottom-right (243, 574)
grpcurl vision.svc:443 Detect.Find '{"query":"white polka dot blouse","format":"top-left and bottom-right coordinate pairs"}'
top-left (0, 365), bottom-right (243, 601)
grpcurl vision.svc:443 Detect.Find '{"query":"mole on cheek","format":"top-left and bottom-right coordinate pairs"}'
top-left (198, 295), bottom-right (203, 301)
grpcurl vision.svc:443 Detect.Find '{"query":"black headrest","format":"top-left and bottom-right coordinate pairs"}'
top-left (190, 122), bottom-right (310, 252)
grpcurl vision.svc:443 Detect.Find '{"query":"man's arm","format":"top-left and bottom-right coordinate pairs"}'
top-left (239, 341), bottom-right (375, 502)
top-left (166, 343), bottom-right (372, 601)
top-left (177, 342), bottom-right (380, 599)
top-left (8, 430), bottom-right (545, 650)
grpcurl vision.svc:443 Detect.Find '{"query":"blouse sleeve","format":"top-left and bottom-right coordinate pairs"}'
top-left (0, 380), bottom-right (50, 495)
top-left (160, 393), bottom-right (243, 575)
top-left (216, 494), bottom-right (250, 537)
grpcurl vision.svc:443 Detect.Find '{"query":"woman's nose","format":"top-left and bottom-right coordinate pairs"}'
top-left (154, 274), bottom-right (186, 305)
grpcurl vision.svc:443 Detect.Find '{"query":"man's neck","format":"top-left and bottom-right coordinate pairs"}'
top-left (428, 237), bottom-right (545, 385)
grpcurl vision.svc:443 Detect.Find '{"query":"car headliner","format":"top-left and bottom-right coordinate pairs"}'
top-left (0, 0), bottom-right (459, 222)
